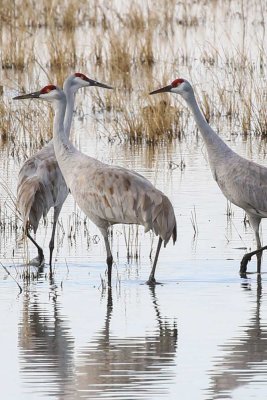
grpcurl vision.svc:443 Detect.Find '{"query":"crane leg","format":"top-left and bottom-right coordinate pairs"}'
top-left (48, 205), bottom-right (62, 275)
top-left (147, 237), bottom-right (163, 285)
top-left (240, 245), bottom-right (267, 275)
top-left (103, 234), bottom-right (113, 287)
top-left (240, 215), bottom-right (264, 275)
top-left (255, 229), bottom-right (262, 274)
top-left (27, 230), bottom-right (44, 267)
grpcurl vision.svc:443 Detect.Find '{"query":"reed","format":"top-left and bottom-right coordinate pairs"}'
top-left (0, 100), bottom-right (11, 143)
top-left (139, 30), bottom-right (154, 67)
top-left (110, 90), bottom-right (183, 144)
top-left (190, 206), bottom-right (198, 236)
top-left (124, 3), bottom-right (146, 33)
top-left (106, 30), bottom-right (132, 91)
top-left (48, 29), bottom-right (77, 79)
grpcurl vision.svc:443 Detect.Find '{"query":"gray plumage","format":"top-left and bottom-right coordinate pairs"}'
top-left (16, 73), bottom-right (111, 269)
top-left (14, 86), bottom-right (177, 285)
top-left (150, 78), bottom-right (267, 274)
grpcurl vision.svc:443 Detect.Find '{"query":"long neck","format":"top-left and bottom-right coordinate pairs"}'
top-left (53, 97), bottom-right (76, 162)
top-left (185, 90), bottom-right (232, 158)
top-left (53, 98), bottom-right (66, 142)
top-left (63, 84), bottom-right (75, 139)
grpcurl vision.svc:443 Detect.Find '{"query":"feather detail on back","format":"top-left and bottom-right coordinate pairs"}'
top-left (69, 160), bottom-right (177, 246)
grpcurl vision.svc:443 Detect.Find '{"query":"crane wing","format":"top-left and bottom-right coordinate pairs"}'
top-left (216, 154), bottom-right (267, 217)
top-left (70, 162), bottom-right (176, 243)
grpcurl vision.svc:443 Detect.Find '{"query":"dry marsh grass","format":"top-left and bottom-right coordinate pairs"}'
top-left (138, 30), bottom-right (154, 67)
top-left (125, 4), bottom-right (146, 33)
top-left (0, 0), bottom-right (267, 149)
top-left (140, 97), bottom-right (182, 142)
top-left (5, 100), bottom-right (53, 161)
top-left (1, 28), bottom-right (34, 71)
top-left (48, 29), bottom-right (78, 83)
top-left (106, 31), bottom-right (132, 91)
top-left (0, 100), bottom-right (12, 143)
top-left (109, 93), bottom-right (183, 144)
top-left (0, 0), bottom-right (89, 29)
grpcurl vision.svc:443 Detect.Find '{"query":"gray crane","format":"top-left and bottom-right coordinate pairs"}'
top-left (150, 78), bottom-right (267, 275)
top-left (14, 86), bottom-right (177, 286)
top-left (16, 73), bottom-right (111, 271)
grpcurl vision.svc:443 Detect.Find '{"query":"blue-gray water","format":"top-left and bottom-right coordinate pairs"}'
top-left (1, 128), bottom-right (267, 399)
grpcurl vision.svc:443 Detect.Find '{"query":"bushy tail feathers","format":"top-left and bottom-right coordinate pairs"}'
top-left (152, 195), bottom-right (177, 247)
top-left (17, 176), bottom-right (46, 233)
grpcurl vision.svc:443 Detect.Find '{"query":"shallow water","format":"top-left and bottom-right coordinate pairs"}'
top-left (1, 262), bottom-right (267, 399)
top-left (1, 128), bottom-right (267, 399)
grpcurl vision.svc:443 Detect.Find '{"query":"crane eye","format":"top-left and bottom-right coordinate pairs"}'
top-left (171, 78), bottom-right (184, 87)
top-left (40, 85), bottom-right (57, 94)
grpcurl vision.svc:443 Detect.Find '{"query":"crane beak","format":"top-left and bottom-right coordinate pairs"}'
top-left (87, 79), bottom-right (113, 89)
top-left (149, 85), bottom-right (172, 95)
top-left (13, 90), bottom-right (41, 100)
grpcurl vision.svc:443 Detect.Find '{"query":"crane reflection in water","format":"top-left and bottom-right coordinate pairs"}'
top-left (75, 286), bottom-right (178, 399)
top-left (18, 284), bottom-right (75, 398)
top-left (205, 276), bottom-right (267, 399)
top-left (18, 284), bottom-right (178, 399)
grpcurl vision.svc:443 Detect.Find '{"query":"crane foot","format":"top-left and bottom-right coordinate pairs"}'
top-left (29, 254), bottom-right (45, 268)
top-left (146, 276), bottom-right (156, 285)
top-left (145, 277), bottom-right (162, 286)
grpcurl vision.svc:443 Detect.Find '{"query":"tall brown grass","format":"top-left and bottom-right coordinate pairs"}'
top-left (0, 0), bottom-right (266, 147)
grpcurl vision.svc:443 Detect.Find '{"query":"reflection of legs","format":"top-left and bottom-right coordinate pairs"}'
top-left (148, 284), bottom-right (178, 339)
top-left (103, 231), bottom-right (113, 287)
top-left (240, 215), bottom-right (263, 274)
top-left (49, 205), bottom-right (62, 274)
top-left (27, 229), bottom-right (44, 266)
top-left (147, 237), bottom-right (162, 285)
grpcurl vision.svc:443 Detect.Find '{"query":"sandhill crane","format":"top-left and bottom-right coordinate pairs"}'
top-left (150, 78), bottom-right (267, 275)
top-left (16, 73), bottom-right (112, 271)
top-left (14, 86), bottom-right (177, 286)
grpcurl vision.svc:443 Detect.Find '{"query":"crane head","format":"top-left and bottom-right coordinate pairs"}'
top-left (149, 78), bottom-right (189, 95)
top-left (13, 85), bottom-right (64, 101)
top-left (73, 72), bottom-right (113, 89)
